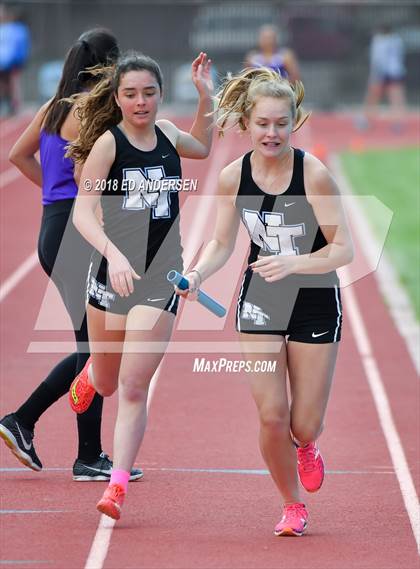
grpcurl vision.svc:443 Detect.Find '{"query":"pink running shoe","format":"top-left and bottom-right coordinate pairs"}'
top-left (297, 441), bottom-right (325, 493)
top-left (274, 503), bottom-right (308, 537)
top-left (96, 483), bottom-right (126, 520)
top-left (69, 357), bottom-right (95, 414)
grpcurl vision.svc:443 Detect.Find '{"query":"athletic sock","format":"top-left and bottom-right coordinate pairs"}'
top-left (76, 393), bottom-right (104, 462)
top-left (110, 469), bottom-right (130, 493)
top-left (15, 353), bottom-right (78, 430)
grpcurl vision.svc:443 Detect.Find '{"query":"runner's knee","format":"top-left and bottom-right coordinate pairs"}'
top-left (291, 419), bottom-right (324, 445)
top-left (119, 374), bottom-right (150, 403)
top-left (259, 406), bottom-right (291, 435)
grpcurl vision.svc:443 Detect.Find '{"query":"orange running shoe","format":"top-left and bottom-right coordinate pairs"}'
top-left (274, 503), bottom-right (308, 537)
top-left (96, 483), bottom-right (126, 520)
top-left (69, 357), bottom-right (95, 414)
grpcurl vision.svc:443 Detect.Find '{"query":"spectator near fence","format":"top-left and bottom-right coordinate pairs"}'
top-left (359, 25), bottom-right (407, 132)
top-left (245, 24), bottom-right (300, 83)
top-left (0, 4), bottom-right (31, 115)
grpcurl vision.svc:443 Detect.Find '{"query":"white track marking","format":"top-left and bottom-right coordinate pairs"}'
top-left (342, 267), bottom-right (420, 554)
top-left (84, 515), bottom-right (116, 569)
top-left (0, 251), bottom-right (38, 302)
top-left (0, 466), bottom-right (396, 475)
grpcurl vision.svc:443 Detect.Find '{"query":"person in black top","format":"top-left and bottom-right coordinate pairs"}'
top-left (179, 67), bottom-right (353, 536)
top-left (66, 51), bottom-right (213, 519)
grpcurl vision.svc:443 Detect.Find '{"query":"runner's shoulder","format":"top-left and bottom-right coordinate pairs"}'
top-left (218, 156), bottom-right (243, 197)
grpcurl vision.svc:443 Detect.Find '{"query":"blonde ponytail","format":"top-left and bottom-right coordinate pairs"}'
top-left (215, 67), bottom-right (310, 136)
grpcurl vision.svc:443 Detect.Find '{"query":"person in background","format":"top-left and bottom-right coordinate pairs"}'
top-left (0, 4), bottom-right (31, 115)
top-left (359, 25), bottom-right (406, 131)
top-left (245, 24), bottom-right (300, 82)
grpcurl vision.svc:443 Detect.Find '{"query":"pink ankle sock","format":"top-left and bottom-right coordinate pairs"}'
top-left (110, 469), bottom-right (130, 493)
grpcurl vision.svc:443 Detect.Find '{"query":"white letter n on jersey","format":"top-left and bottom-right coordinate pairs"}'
top-left (122, 166), bottom-right (179, 219)
top-left (242, 210), bottom-right (305, 255)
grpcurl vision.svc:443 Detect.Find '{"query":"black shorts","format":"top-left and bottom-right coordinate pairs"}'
top-left (236, 269), bottom-right (342, 343)
top-left (87, 255), bottom-right (179, 316)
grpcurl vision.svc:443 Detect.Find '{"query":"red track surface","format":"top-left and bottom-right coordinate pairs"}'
top-left (0, 112), bottom-right (419, 568)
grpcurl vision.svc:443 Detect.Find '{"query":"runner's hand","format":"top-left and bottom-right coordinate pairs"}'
top-left (174, 271), bottom-right (201, 301)
top-left (191, 52), bottom-right (213, 98)
top-left (107, 250), bottom-right (141, 297)
top-left (250, 255), bottom-right (299, 282)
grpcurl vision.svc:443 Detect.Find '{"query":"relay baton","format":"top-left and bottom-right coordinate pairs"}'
top-left (167, 270), bottom-right (226, 318)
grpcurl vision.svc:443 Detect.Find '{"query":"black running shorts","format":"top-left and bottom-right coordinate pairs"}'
top-left (87, 256), bottom-right (179, 316)
top-left (236, 269), bottom-right (342, 343)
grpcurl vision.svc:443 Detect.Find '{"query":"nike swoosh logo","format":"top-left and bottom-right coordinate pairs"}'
top-left (83, 465), bottom-right (112, 475)
top-left (312, 331), bottom-right (329, 338)
top-left (147, 297), bottom-right (166, 302)
top-left (162, 154), bottom-right (170, 159)
top-left (285, 202), bottom-right (296, 207)
top-left (16, 423), bottom-right (32, 451)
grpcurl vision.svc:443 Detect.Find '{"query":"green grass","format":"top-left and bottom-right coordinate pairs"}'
top-left (340, 147), bottom-right (420, 318)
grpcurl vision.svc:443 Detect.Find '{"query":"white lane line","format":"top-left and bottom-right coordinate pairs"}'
top-left (84, 136), bottom-right (232, 569)
top-left (0, 560), bottom-right (50, 566)
top-left (342, 267), bottom-right (420, 554)
top-left (0, 167), bottom-right (22, 188)
top-left (0, 251), bottom-right (38, 303)
top-left (0, 466), bottom-right (395, 475)
top-left (84, 515), bottom-right (116, 569)
top-left (0, 510), bottom-right (69, 514)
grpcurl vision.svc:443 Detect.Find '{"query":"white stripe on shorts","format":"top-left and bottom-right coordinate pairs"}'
top-left (167, 291), bottom-right (177, 313)
top-left (334, 284), bottom-right (342, 342)
top-left (236, 273), bottom-right (247, 333)
top-left (86, 260), bottom-right (93, 306)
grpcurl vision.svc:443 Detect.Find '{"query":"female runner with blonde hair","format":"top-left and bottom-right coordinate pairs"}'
top-left (179, 67), bottom-right (353, 536)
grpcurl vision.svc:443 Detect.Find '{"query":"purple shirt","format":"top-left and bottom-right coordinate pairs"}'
top-left (248, 50), bottom-right (288, 78)
top-left (40, 130), bottom-right (78, 205)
